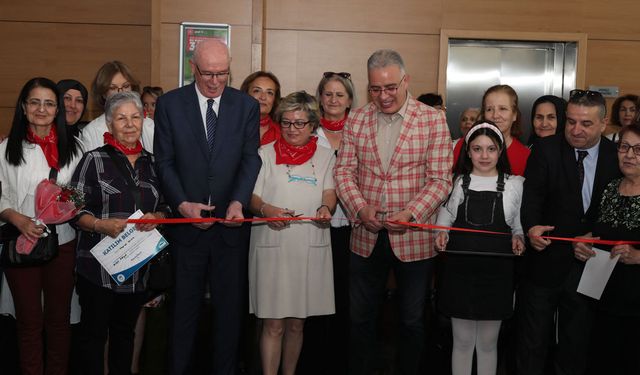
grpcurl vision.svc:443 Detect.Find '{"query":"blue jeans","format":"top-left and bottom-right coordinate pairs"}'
top-left (349, 230), bottom-right (435, 375)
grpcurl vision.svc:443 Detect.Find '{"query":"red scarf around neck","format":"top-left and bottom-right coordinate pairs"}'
top-left (27, 126), bottom-right (59, 170)
top-left (274, 135), bottom-right (318, 165)
top-left (260, 116), bottom-right (280, 146)
top-left (320, 114), bottom-right (348, 132)
top-left (103, 132), bottom-right (143, 155)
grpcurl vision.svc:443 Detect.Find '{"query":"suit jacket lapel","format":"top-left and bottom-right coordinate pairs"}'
top-left (211, 87), bottom-right (233, 163)
top-left (184, 84), bottom-right (210, 160)
top-left (561, 140), bottom-right (583, 212)
top-left (365, 105), bottom-right (384, 176)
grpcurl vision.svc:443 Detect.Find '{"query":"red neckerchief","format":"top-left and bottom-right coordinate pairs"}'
top-left (260, 116), bottom-right (280, 146)
top-left (320, 114), bottom-right (347, 132)
top-left (274, 135), bottom-right (318, 165)
top-left (103, 132), bottom-right (143, 155)
top-left (26, 126), bottom-right (59, 170)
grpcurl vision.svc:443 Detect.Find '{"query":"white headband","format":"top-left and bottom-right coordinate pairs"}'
top-left (465, 122), bottom-right (504, 145)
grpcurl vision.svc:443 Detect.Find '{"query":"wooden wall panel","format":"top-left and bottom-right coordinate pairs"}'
top-left (160, 0), bottom-right (251, 25)
top-left (265, 30), bottom-right (440, 104)
top-left (158, 24), bottom-right (181, 93)
top-left (441, 0), bottom-right (640, 41)
top-left (0, 22), bottom-right (151, 124)
top-left (585, 40), bottom-right (640, 94)
top-left (0, 108), bottom-right (14, 136)
top-left (580, 1), bottom-right (640, 41)
top-left (586, 39), bottom-right (640, 113)
top-left (158, 24), bottom-right (252, 92)
top-left (441, 0), bottom-right (583, 35)
top-left (265, 0), bottom-right (442, 34)
top-left (0, 0), bottom-right (150, 25)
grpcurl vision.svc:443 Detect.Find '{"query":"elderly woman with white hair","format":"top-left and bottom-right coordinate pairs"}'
top-left (70, 91), bottom-right (169, 375)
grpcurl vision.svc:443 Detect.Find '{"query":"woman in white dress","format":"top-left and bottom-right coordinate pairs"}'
top-left (249, 91), bottom-right (337, 375)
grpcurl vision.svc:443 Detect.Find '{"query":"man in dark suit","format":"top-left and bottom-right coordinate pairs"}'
top-left (517, 90), bottom-right (621, 375)
top-left (153, 39), bottom-right (261, 375)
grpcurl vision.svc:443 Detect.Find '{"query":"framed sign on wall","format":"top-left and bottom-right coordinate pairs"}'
top-left (179, 22), bottom-right (231, 87)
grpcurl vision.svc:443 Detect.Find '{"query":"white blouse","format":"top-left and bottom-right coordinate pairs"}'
top-left (316, 127), bottom-right (349, 228)
top-left (0, 139), bottom-right (85, 245)
top-left (80, 113), bottom-right (155, 153)
top-left (436, 174), bottom-right (524, 235)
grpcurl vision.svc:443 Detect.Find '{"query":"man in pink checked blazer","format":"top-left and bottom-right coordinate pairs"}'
top-left (334, 49), bottom-right (452, 375)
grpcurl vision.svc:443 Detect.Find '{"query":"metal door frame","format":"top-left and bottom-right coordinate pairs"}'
top-left (437, 29), bottom-right (588, 101)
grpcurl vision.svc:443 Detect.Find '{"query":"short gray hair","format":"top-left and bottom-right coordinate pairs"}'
top-left (367, 49), bottom-right (406, 74)
top-left (105, 91), bottom-right (143, 124)
top-left (274, 91), bottom-right (321, 132)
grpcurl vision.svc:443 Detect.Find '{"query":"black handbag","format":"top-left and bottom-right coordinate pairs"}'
top-left (0, 223), bottom-right (58, 267)
top-left (104, 146), bottom-right (173, 293)
top-left (0, 168), bottom-right (60, 267)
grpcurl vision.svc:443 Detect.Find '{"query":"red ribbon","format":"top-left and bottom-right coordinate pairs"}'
top-left (126, 216), bottom-right (640, 246)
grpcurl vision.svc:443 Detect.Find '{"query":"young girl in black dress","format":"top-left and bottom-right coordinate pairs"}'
top-left (435, 121), bottom-right (525, 375)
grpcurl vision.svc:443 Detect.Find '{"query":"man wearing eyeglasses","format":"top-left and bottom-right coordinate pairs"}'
top-left (334, 49), bottom-right (452, 374)
top-left (518, 90), bottom-right (622, 375)
top-left (153, 39), bottom-right (261, 375)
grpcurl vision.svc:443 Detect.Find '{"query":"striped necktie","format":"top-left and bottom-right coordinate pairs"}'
top-left (206, 99), bottom-right (217, 152)
top-left (577, 150), bottom-right (588, 190)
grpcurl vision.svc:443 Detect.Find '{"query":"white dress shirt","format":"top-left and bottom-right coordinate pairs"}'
top-left (316, 127), bottom-right (349, 227)
top-left (194, 84), bottom-right (221, 138)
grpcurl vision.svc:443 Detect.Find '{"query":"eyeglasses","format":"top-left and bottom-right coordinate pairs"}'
top-left (26, 99), bottom-right (57, 110)
top-left (195, 64), bottom-right (230, 80)
top-left (323, 72), bottom-right (351, 80)
top-left (280, 120), bottom-right (311, 129)
top-left (108, 83), bottom-right (132, 92)
top-left (617, 142), bottom-right (640, 157)
top-left (368, 75), bottom-right (405, 97)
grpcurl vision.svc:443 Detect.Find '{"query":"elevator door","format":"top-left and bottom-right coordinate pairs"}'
top-left (445, 39), bottom-right (577, 141)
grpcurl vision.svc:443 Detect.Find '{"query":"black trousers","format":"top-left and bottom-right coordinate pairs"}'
top-left (76, 275), bottom-right (146, 375)
top-left (349, 231), bottom-right (435, 375)
top-left (516, 264), bottom-right (595, 375)
top-left (298, 225), bottom-right (351, 374)
top-left (587, 309), bottom-right (640, 375)
top-left (169, 230), bottom-right (248, 375)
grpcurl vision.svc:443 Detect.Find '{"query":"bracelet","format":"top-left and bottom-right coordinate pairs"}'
top-left (92, 217), bottom-right (100, 233)
top-left (316, 204), bottom-right (330, 213)
top-left (259, 203), bottom-right (268, 217)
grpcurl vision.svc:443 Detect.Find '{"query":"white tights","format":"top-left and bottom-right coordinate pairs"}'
top-left (451, 318), bottom-right (502, 375)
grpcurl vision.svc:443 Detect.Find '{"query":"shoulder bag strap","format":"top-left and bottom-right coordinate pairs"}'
top-left (48, 167), bottom-right (58, 182)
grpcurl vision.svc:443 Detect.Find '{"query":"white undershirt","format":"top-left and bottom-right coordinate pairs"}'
top-left (436, 174), bottom-right (524, 235)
